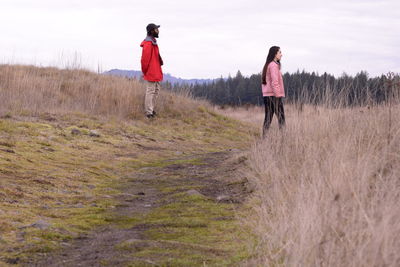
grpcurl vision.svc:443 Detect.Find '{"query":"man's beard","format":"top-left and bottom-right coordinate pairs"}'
top-left (153, 32), bottom-right (159, 38)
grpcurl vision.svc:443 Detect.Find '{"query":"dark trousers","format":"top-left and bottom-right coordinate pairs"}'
top-left (263, 96), bottom-right (285, 135)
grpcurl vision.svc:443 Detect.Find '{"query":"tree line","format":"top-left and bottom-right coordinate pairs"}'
top-left (164, 70), bottom-right (399, 107)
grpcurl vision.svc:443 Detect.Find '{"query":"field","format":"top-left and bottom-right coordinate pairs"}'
top-left (1, 64), bottom-right (399, 266)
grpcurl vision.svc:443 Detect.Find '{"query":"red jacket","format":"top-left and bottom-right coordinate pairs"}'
top-left (140, 36), bottom-right (163, 82)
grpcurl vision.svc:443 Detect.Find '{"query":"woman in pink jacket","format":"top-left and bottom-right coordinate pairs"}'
top-left (261, 46), bottom-right (285, 136)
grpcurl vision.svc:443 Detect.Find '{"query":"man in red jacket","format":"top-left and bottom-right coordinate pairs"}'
top-left (140, 23), bottom-right (163, 118)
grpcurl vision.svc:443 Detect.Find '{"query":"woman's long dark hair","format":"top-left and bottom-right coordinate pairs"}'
top-left (262, 46), bottom-right (280, 85)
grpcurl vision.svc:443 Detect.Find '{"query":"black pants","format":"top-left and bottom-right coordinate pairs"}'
top-left (263, 96), bottom-right (285, 134)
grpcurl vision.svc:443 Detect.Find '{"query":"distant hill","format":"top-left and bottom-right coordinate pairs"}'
top-left (104, 69), bottom-right (213, 85)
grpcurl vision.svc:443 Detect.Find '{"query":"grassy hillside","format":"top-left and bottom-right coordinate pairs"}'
top-left (0, 65), bottom-right (258, 266)
top-left (0, 64), bottom-right (198, 119)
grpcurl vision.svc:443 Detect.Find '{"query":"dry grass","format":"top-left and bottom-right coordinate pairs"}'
top-left (227, 103), bottom-right (400, 266)
top-left (214, 104), bottom-right (299, 135)
top-left (0, 64), bottom-right (200, 118)
top-left (214, 105), bottom-right (265, 127)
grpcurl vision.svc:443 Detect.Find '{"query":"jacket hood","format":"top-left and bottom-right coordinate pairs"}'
top-left (140, 35), bottom-right (157, 47)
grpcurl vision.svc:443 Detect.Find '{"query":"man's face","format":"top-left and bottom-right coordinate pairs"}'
top-left (153, 28), bottom-right (159, 38)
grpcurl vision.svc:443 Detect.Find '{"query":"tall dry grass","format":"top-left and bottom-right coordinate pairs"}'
top-left (244, 102), bottom-right (400, 266)
top-left (0, 64), bottom-right (199, 118)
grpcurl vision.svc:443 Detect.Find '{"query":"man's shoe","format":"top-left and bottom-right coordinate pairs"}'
top-left (152, 111), bottom-right (157, 116)
top-left (146, 113), bottom-right (154, 119)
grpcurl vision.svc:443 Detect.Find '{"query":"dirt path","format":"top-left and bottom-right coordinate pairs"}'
top-left (24, 150), bottom-right (252, 266)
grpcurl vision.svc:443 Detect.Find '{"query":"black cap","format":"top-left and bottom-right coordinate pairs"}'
top-left (146, 23), bottom-right (160, 33)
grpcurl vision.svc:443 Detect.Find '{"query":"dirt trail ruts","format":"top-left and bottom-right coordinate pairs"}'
top-left (24, 150), bottom-right (252, 267)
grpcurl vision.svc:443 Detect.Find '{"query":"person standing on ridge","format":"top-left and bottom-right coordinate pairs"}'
top-left (261, 46), bottom-right (286, 136)
top-left (140, 23), bottom-right (163, 118)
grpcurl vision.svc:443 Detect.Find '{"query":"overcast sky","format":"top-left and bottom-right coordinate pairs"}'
top-left (1, 0), bottom-right (399, 79)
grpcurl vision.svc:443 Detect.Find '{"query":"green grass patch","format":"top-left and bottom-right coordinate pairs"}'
top-left (118, 193), bottom-right (253, 266)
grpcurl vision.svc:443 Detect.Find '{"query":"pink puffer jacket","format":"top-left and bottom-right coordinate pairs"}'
top-left (262, 61), bottom-right (285, 97)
